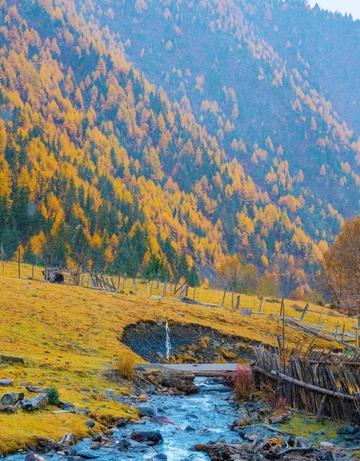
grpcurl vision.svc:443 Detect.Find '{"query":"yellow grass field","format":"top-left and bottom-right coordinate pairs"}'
top-left (0, 261), bottom-right (355, 454)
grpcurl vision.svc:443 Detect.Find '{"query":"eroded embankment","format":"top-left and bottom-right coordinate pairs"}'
top-left (122, 320), bottom-right (260, 362)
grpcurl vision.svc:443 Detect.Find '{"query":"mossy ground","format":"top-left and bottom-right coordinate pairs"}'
top-left (280, 414), bottom-right (338, 440)
top-left (0, 262), bottom-right (354, 454)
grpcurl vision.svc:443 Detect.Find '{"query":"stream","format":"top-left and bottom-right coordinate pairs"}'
top-left (4, 378), bottom-right (358, 461)
top-left (5, 378), bottom-right (239, 461)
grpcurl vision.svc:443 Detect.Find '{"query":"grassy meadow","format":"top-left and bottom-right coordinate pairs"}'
top-left (0, 261), bottom-right (355, 454)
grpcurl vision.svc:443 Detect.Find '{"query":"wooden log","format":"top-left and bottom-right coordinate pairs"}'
top-left (272, 369), bottom-right (359, 401)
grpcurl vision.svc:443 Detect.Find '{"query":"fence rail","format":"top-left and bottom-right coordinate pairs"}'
top-left (251, 347), bottom-right (360, 423)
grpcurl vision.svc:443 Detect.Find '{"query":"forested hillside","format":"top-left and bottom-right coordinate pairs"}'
top-left (0, 0), bottom-right (359, 297)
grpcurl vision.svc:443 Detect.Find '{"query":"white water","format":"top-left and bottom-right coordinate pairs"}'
top-left (165, 321), bottom-right (171, 362)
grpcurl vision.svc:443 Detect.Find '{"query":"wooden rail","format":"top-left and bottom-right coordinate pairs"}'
top-left (252, 347), bottom-right (360, 423)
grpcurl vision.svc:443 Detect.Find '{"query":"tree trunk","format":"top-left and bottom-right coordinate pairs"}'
top-left (221, 287), bottom-right (227, 307)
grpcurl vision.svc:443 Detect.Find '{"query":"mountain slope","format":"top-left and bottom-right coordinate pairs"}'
top-left (89, 0), bottom-right (360, 218)
top-left (0, 0), bottom-right (358, 296)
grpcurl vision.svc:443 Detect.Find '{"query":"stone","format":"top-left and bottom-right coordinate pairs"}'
top-left (138, 394), bottom-right (148, 402)
top-left (24, 454), bottom-right (46, 461)
top-left (58, 401), bottom-right (76, 411)
top-left (77, 450), bottom-right (99, 459)
top-left (0, 355), bottom-right (24, 365)
top-left (85, 420), bottom-right (96, 428)
top-left (139, 406), bottom-right (156, 417)
top-left (21, 394), bottom-right (49, 411)
top-left (269, 413), bottom-right (290, 424)
top-left (117, 439), bottom-right (131, 450)
top-left (320, 441), bottom-right (335, 449)
top-left (0, 404), bottom-right (16, 413)
top-left (26, 386), bottom-right (47, 393)
top-left (130, 430), bottom-right (163, 445)
top-left (116, 418), bottom-right (129, 427)
top-left (60, 433), bottom-right (76, 446)
top-left (1, 392), bottom-right (17, 406)
top-left (157, 371), bottom-right (197, 395)
top-left (337, 424), bottom-right (357, 435)
top-left (0, 378), bottom-right (13, 386)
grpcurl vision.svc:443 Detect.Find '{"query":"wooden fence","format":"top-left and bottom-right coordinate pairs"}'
top-left (251, 346), bottom-right (360, 424)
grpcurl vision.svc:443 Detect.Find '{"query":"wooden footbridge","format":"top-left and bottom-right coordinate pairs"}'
top-left (138, 363), bottom-right (238, 377)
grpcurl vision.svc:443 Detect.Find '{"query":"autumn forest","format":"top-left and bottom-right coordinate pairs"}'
top-left (1, 0), bottom-right (360, 301)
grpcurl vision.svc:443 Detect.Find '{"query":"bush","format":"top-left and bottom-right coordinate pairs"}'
top-left (233, 365), bottom-right (255, 401)
top-left (115, 352), bottom-right (136, 380)
top-left (46, 387), bottom-right (60, 405)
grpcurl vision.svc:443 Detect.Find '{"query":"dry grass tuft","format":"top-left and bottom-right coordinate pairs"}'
top-left (115, 352), bottom-right (136, 380)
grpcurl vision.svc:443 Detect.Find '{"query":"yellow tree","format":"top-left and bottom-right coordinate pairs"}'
top-left (320, 217), bottom-right (360, 313)
top-left (215, 254), bottom-right (242, 308)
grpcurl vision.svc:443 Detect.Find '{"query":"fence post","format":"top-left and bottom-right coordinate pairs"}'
top-left (17, 248), bottom-right (21, 278)
top-left (282, 300), bottom-right (286, 372)
top-left (259, 296), bottom-right (264, 313)
top-left (236, 295), bottom-right (241, 311)
top-left (301, 303), bottom-right (309, 321)
top-left (0, 243), bottom-right (4, 275)
top-left (280, 298), bottom-right (285, 317)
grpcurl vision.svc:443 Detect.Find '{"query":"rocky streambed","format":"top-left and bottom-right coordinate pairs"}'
top-left (4, 375), bottom-right (360, 461)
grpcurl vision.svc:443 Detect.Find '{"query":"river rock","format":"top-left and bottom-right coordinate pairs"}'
top-left (158, 370), bottom-right (197, 395)
top-left (116, 418), bottom-right (129, 427)
top-left (0, 378), bottom-right (13, 386)
top-left (21, 393), bottom-right (49, 411)
top-left (139, 406), bottom-right (156, 417)
top-left (117, 439), bottom-right (132, 450)
top-left (76, 449), bottom-right (99, 459)
top-left (24, 453), bottom-right (46, 461)
top-left (337, 424), bottom-right (357, 435)
top-left (130, 430), bottom-right (163, 445)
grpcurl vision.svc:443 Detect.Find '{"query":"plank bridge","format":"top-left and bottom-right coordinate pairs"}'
top-left (138, 363), bottom-right (238, 377)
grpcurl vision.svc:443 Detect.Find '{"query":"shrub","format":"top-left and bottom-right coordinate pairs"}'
top-left (233, 365), bottom-right (255, 401)
top-left (115, 352), bottom-right (136, 380)
top-left (46, 387), bottom-right (60, 405)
